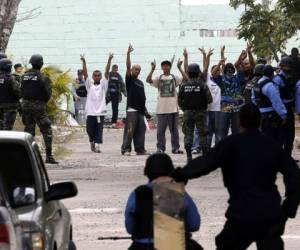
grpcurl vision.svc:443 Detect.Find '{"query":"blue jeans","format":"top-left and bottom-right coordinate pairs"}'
top-left (216, 111), bottom-right (240, 141)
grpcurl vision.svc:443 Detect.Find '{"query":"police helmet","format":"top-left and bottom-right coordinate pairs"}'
top-left (187, 63), bottom-right (201, 78)
top-left (224, 63), bottom-right (236, 74)
top-left (280, 56), bottom-right (293, 68)
top-left (254, 64), bottom-right (265, 76)
top-left (144, 153), bottom-right (175, 181)
top-left (0, 58), bottom-right (13, 72)
top-left (29, 54), bottom-right (44, 67)
top-left (263, 65), bottom-right (275, 77)
top-left (0, 52), bottom-right (7, 60)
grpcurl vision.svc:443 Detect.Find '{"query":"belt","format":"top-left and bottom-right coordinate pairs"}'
top-left (134, 238), bottom-right (153, 244)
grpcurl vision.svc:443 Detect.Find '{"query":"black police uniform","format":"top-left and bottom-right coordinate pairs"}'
top-left (0, 59), bottom-right (21, 130)
top-left (172, 129), bottom-right (300, 250)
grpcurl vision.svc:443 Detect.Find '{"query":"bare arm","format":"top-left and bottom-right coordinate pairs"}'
top-left (212, 58), bottom-right (226, 78)
top-left (177, 58), bottom-right (188, 81)
top-left (126, 44), bottom-right (134, 76)
top-left (247, 43), bottom-right (256, 70)
top-left (80, 54), bottom-right (88, 80)
top-left (183, 49), bottom-right (188, 74)
top-left (203, 48), bottom-right (214, 78)
top-left (146, 60), bottom-right (156, 84)
top-left (198, 47), bottom-right (207, 70)
top-left (105, 53), bottom-right (113, 79)
top-left (220, 46), bottom-right (225, 73)
top-left (235, 50), bottom-right (247, 71)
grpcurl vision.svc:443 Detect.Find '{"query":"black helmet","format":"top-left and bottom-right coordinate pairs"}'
top-left (0, 52), bottom-right (7, 60)
top-left (0, 58), bottom-right (13, 72)
top-left (187, 63), bottom-right (201, 78)
top-left (280, 56), bottom-right (293, 68)
top-left (263, 65), bottom-right (275, 77)
top-left (224, 63), bottom-right (236, 74)
top-left (29, 54), bottom-right (44, 67)
top-left (144, 153), bottom-right (175, 181)
top-left (254, 64), bottom-right (265, 76)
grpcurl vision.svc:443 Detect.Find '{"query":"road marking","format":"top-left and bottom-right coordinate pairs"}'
top-left (70, 208), bottom-right (122, 214)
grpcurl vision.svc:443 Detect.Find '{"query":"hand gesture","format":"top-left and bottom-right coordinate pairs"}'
top-left (198, 47), bottom-right (206, 55)
top-left (177, 58), bottom-right (183, 69)
top-left (246, 42), bottom-right (253, 52)
top-left (127, 44), bottom-right (134, 54)
top-left (108, 53), bottom-right (114, 60)
top-left (183, 48), bottom-right (188, 58)
top-left (151, 59), bottom-right (156, 71)
top-left (240, 50), bottom-right (247, 61)
top-left (221, 45), bottom-right (225, 54)
top-left (207, 48), bottom-right (214, 57)
top-left (80, 54), bottom-right (85, 62)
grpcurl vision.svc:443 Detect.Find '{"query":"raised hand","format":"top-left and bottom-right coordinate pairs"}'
top-left (183, 48), bottom-right (188, 58)
top-left (198, 47), bottom-right (206, 55)
top-left (246, 42), bottom-right (253, 52)
top-left (80, 54), bottom-right (85, 62)
top-left (221, 45), bottom-right (225, 54)
top-left (108, 53), bottom-right (114, 60)
top-left (151, 59), bottom-right (156, 71)
top-left (207, 48), bottom-right (214, 57)
top-left (240, 50), bottom-right (247, 60)
top-left (127, 44), bottom-right (134, 54)
top-left (177, 58), bottom-right (183, 68)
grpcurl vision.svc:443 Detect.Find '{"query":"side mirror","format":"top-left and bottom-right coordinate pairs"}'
top-left (13, 187), bottom-right (36, 207)
top-left (45, 182), bottom-right (78, 202)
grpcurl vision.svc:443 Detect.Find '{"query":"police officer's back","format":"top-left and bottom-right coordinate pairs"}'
top-left (21, 54), bottom-right (58, 164)
top-left (178, 63), bottom-right (212, 162)
top-left (0, 58), bottom-right (21, 130)
top-left (172, 104), bottom-right (300, 250)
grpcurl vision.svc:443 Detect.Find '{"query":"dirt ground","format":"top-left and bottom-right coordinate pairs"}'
top-left (47, 128), bottom-right (300, 250)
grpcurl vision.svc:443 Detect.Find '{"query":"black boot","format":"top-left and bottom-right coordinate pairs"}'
top-left (186, 149), bottom-right (192, 163)
top-left (46, 155), bottom-right (59, 164)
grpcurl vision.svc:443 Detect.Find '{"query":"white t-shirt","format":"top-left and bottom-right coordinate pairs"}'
top-left (152, 74), bottom-right (182, 114)
top-left (85, 77), bottom-right (108, 116)
top-left (206, 74), bottom-right (221, 112)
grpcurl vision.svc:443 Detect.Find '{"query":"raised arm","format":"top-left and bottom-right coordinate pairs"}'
top-left (246, 43), bottom-right (256, 70)
top-left (212, 58), bottom-right (226, 78)
top-left (183, 48), bottom-right (188, 74)
top-left (177, 58), bottom-right (188, 81)
top-left (80, 54), bottom-right (88, 80)
top-left (235, 50), bottom-right (247, 71)
top-left (220, 45), bottom-right (225, 73)
top-left (105, 53), bottom-right (113, 79)
top-left (126, 44), bottom-right (134, 76)
top-left (198, 47), bottom-right (207, 70)
top-left (146, 60), bottom-right (156, 84)
top-left (203, 48), bottom-right (214, 78)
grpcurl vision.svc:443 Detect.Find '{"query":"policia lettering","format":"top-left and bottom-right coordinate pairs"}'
top-left (0, 58), bottom-right (21, 130)
top-left (21, 54), bottom-right (58, 164)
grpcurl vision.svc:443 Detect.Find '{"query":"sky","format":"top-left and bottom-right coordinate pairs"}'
top-left (182, 0), bottom-right (229, 5)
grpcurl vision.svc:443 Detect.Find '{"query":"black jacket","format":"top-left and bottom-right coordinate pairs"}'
top-left (172, 129), bottom-right (300, 221)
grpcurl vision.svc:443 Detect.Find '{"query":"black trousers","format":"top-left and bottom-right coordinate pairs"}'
top-left (216, 219), bottom-right (286, 250)
top-left (281, 104), bottom-right (295, 156)
top-left (261, 112), bottom-right (283, 143)
top-left (86, 116), bottom-right (104, 144)
top-left (106, 92), bottom-right (119, 123)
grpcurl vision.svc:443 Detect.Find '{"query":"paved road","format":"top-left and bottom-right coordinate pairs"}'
top-left (47, 129), bottom-right (300, 250)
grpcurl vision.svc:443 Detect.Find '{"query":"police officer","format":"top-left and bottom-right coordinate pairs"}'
top-left (0, 58), bottom-right (21, 130)
top-left (178, 62), bottom-right (212, 162)
top-left (171, 104), bottom-right (300, 250)
top-left (243, 64), bottom-right (264, 104)
top-left (273, 57), bottom-right (295, 156)
top-left (252, 65), bottom-right (287, 142)
top-left (21, 54), bottom-right (58, 164)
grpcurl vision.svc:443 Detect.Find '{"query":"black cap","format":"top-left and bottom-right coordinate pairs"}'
top-left (0, 58), bottom-right (13, 72)
top-left (0, 52), bottom-right (7, 60)
top-left (144, 153), bottom-right (175, 181)
top-left (187, 63), bottom-right (201, 78)
top-left (257, 58), bottom-right (267, 65)
top-left (29, 54), bottom-right (44, 67)
top-left (161, 60), bottom-right (172, 67)
top-left (254, 64), bottom-right (265, 76)
top-left (280, 56), bottom-right (293, 67)
top-left (263, 65), bottom-right (275, 77)
top-left (14, 63), bottom-right (22, 70)
top-left (224, 63), bottom-right (235, 74)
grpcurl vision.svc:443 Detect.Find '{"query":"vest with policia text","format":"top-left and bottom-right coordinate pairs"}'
top-left (0, 73), bottom-right (19, 104)
top-left (159, 74), bottom-right (176, 97)
top-left (253, 79), bottom-right (273, 109)
top-left (21, 71), bottom-right (49, 102)
top-left (178, 79), bottom-right (209, 111)
top-left (278, 73), bottom-right (294, 102)
top-left (132, 185), bottom-right (153, 240)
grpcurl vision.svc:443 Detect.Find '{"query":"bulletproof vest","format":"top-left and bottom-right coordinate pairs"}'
top-left (21, 71), bottom-right (48, 102)
top-left (132, 185), bottom-right (153, 239)
top-left (243, 76), bottom-right (261, 104)
top-left (0, 73), bottom-right (19, 104)
top-left (179, 79), bottom-right (208, 111)
top-left (253, 79), bottom-right (273, 109)
top-left (76, 80), bottom-right (87, 97)
top-left (158, 74), bottom-right (176, 97)
top-left (278, 74), bottom-right (294, 101)
top-left (108, 73), bottom-right (120, 92)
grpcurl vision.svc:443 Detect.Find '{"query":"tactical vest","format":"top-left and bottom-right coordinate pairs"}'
top-left (0, 73), bottom-right (19, 104)
top-left (253, 79), bottom-right (273, 109)
top-left (243, 76), bottom-right (261, 104)
top-left (179, 79), bottom-right (208, 111)
top-left (21, 71), bottom-right (48, 102)
top-left (158, 74), bottom-right (176, 97)
top-left (108, 73), bottom-right (121, 93)
top-left (132, 185), bottom-right (153, 240)
top-left (278, 73), bottom-right (294, 101)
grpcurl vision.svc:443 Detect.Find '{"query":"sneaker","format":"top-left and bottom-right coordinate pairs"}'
top-left (136, 150), bottom-right (150, 156)
top-left (156, 149), bottom-right (164, 153)
top-left (90, 142), bottom-right (95, 152)
top-left (94, 144), bottom-right (101, 153)
top-left (45, 156), bottom-right (59, 164)
top-left (172, 149), bottom-right (184, 154)
top-left (121, 150), bottom-right (131, 156)
top-left (192, 149), bottom-right (201, 155)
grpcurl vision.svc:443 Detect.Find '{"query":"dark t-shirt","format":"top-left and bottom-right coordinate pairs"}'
top-left (125, 74), bottom-right (146, 114)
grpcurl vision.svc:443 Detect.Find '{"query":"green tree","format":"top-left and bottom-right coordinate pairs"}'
top-left (230, 0), bottom-right (300, 62)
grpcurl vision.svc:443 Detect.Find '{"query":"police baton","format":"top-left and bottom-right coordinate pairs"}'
top-left (97, 236), bottom-right (132, 241)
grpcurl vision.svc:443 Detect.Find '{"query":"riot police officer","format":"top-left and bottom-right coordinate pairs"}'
top-left (21, 54), bottom-right (58, 164)
top-left (178, 63), bottom-right (212, 162)
top-left (0, 58), bottom-right (21, 130)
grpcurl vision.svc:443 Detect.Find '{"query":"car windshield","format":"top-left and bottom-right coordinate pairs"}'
top-left (0, 142), bottom-right (35, 207)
